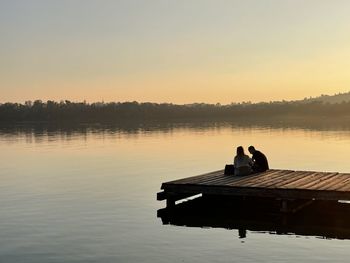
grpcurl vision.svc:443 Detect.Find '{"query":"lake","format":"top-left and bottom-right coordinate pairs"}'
top-left (1, 122), bottom-right (350, 262)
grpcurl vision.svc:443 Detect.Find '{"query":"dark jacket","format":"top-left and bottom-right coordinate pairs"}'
top-left (252, 150), bottom-right (269, 172)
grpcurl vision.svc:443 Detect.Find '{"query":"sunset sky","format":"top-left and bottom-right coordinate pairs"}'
top-left (1, 0), bottom-right (350, 104)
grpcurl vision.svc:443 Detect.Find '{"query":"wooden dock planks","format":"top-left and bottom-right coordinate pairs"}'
top-left (159, 169), bottom-right (350, 203)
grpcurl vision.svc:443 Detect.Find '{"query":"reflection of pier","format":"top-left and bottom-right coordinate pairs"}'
top-left (157, 169), bottom-right (350, 212)
top-left (157, 195), bottom-right (350, 240)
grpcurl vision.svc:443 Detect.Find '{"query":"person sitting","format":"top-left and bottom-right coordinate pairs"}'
top-left (248, 146), bottom-right (269, 173)
top-left (234, 146), bottom-right (253, 176)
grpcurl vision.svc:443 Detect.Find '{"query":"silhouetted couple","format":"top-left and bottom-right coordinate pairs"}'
top-left (233, 146), bottom-right (269, 176)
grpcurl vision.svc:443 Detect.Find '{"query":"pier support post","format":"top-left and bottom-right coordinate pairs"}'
top-left (281, 200), bottom-right (288, 213)
top-left (166, 197), bottom-right (175, 208)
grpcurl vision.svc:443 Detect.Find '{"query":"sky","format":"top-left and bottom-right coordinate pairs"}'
top-left (1, 0), bottom-right (350, 104)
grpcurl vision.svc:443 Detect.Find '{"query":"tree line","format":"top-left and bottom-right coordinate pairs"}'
top-left (0, 99), bottom-right (350, 122)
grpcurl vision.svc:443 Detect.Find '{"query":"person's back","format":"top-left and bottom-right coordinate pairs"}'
top-left (234, 146), bottom-right (253, 176)
top-left (248, 146), bottom-right (269, 172)
top-left (234, 154), bottom-right (253, 176)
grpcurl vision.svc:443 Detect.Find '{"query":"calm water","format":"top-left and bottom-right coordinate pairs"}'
top-left (1, 123), bottom-right (350, 262)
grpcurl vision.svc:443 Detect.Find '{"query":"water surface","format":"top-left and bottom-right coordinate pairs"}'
top-left (1, 123), bottom-right (350, 262)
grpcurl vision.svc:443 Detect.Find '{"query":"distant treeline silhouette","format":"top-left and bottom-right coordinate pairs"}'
top-left (1, 100), bottom-right (350, 122)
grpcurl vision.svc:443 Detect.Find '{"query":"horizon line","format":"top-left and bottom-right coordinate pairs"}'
top-left (1, 91), bottom-right (350, 106)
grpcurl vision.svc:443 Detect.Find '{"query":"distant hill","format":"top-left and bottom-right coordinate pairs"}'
top-left (2, 92), bottom-right (350, 123)
top-left (302, 91), bottom-right (350, 104)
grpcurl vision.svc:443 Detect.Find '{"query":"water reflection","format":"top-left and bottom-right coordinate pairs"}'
top-left (158, 196), bottom-right (350, 240)
top-left (2, 120), bottom-right (350, 140)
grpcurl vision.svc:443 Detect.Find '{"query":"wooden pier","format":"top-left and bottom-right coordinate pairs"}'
top-left (157, 169), bottom-right (350, 212)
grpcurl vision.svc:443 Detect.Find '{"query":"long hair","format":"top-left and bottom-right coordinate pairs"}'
top-left (236, 146), bottom-right (244, 156)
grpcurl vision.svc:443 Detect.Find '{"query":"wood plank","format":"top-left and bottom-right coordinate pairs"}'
top-left (321, 174), bottom-right (350, 191)
top-left (275, 172), bottom-right (331, 189)
top-left (293, 173), bottom-right (337, 189)
top-left (253, 171), bottom-right (314, 188)
top-left (212, 169), bottom-right (277, 186)
top-left (188, 174), bottom-right (227, 185)
top-left (237, 170), bottom-right (295, 187)
top-left (199, 172), bottom-right (264, 185)
top-left (231, 170), bottom-right (291, 186)
top-left (162, 170), bottom-right (222, 186)
top-left (303, 173), bottom-right (339, 190)
top-left (163, 169), bottom-right (278, 188)
top-left (270, 172), bottom-right (320, 189)
top-left (202, 175), bottom-right (247, 186)
top-left (334, 175), bottom-right (350, 191)
top-left (265, 171), bottom-right (316, 188)
top-left (197, 169), bottom-right (280, 186)
top-left (196, 174), bottom-right (237, 185)
top-left (228, 170), bottom-right (289, 187)
top-left (175, 170), bottom-right (223, 183)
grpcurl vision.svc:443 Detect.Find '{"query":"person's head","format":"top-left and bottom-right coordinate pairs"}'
top-left (248, 146), bottom-right (256, 154)
top-left (236, 146), bottom-right (244, 156)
